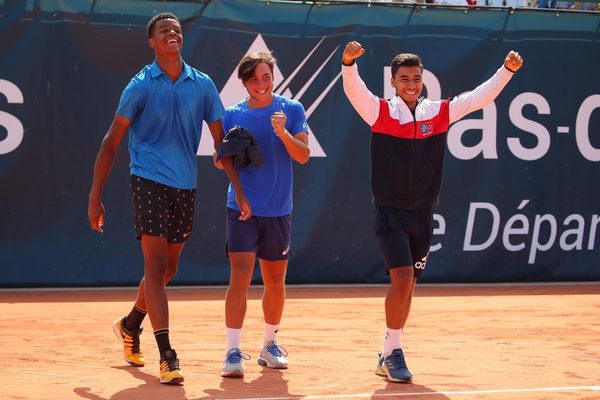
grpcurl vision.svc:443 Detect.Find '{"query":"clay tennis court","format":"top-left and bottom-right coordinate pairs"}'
top-left (2, 284), bottom-right (599, 400)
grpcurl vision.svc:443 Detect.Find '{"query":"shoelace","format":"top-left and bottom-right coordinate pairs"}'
top-left (122, 325), bottom-right (142, 354)
top-left (124, 335), bottom-right (141, 354)
top-left (386, 350), bottom-right (407, 369)
top-left (226, 349), bottom-right (251, 364)
top-left (162, 354), bottom-right (180, 372)
top-left (265, 343), bottom-right (288, 357)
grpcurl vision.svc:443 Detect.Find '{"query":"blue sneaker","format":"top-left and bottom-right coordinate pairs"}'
top-left (257, 340), bottom-right (288, 369)
top-left (375, 353), bottom-right (386, 377)
top-left (379, 348), bottom-right (412, 383)
top-left (221, 348), bottom-right (250, 378)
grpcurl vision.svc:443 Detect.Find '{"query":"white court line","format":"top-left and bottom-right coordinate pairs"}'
top-left (6, 366), bottom-right (600, 399)
top-left (209, 386), bottom-right (600, 400)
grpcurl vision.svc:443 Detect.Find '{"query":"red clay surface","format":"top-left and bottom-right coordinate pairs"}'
top-left (2, 284), bottom-right (599, 399)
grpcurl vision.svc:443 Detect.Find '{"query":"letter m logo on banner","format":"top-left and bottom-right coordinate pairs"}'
top-left (198, 34), bottom-right (340, 157)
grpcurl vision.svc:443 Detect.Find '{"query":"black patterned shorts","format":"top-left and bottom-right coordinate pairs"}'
top-left (130, 175), bottom-right (196, 243)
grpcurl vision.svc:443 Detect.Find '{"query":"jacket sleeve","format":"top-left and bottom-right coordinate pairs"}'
top-left (342, 63), bottom-right (380, 127)
top-left (449, 66), bottom-right (514, 124)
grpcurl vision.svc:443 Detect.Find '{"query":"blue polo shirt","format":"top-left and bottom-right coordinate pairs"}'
top-left (116, 61), bottom-right (224, 189)
top-left (222, 94), bottom-right (308, 217)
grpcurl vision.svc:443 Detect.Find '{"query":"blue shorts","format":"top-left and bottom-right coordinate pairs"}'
top-left (226, 207), bottom-right (292, 261)
top-left (130, 175), bottom-right (196, 243)
top-left (374, 205), bottom-right (432, 278)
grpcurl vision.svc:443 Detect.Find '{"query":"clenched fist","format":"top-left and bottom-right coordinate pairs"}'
top-left (271, 111), bottom-right (287, 137)
top-left (342, 41), bottom-right (366, 66)
top-left (504, 50), bottom-right (523, 73)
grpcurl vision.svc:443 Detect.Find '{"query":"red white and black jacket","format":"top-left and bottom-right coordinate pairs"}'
top-left (342, 62), bottom-right (514, 209)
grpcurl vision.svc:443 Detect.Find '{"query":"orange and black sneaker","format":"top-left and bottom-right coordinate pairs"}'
top-left (159, 349), bottom-right (184, 384)
top-left (112, 317), bottom-right (145, 367)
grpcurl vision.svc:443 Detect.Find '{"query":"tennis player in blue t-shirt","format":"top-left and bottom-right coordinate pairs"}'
top-left (215, 52), bottom-right (310, 377)
top-left (88, 12), bottom-right (249, 384)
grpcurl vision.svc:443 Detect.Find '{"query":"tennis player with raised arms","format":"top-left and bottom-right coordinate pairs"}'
top-left (342, 40), bottom-right (523, 383)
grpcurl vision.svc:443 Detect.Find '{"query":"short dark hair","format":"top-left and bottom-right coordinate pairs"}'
top-left (391, 53), bottom-right (423, 77)
top-left (147, 12), bottom-right (180, 38)
top-left (237, 52), bottom-right (277, 82)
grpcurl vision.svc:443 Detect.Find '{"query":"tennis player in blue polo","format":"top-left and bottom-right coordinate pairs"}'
top-left (88, 12), bottom-right (249, 384)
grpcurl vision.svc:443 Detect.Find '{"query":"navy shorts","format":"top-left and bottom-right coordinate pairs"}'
top-left (374, 205), bottom-right (432, 278)
top-left (226, 207), bottom-right (291, 261)
top-left (130, 175), bottom-right (196, 243)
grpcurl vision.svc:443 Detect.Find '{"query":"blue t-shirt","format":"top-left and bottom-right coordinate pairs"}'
top-left (116, 61), bottom-right (224, 189)
top-left (222, 94), bottom-right (308, 217)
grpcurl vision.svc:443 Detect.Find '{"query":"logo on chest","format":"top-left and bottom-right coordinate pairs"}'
top-left (419, 121), bottom-right (433, 136)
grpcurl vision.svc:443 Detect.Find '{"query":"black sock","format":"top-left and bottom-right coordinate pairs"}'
top-left (154, 329), bottom-right (171, 355)
top-left (124, 305), bottom-right (147, 331)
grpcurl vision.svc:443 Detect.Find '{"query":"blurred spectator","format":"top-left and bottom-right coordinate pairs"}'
top-left (571, 1), bottom-right (598, 9)
top-left (435, 0), bottom-right (469, 4)
top-left (373, 0), bottom-right (597, 9)
top-left (538, 0), bottom-right (574, 8)
top-left (487, 0), bottom-right (528, 7)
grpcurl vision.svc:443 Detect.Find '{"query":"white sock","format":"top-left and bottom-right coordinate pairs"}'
top-left (263, 322), bottom-right (279, 347)
top-left (226, 327), bottom-right (242, 351)
top-left (382, 328), bottom-right (403, 357)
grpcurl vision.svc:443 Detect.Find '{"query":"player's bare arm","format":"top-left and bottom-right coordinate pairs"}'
top-left (271, 111), bottom-right (310, 164)
top-left (207, 119), bottom-right (253, 220)
top-left (88, 114), bottom-right (131, 233)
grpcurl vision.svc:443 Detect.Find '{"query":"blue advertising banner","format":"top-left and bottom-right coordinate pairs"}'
top-left (0, 0), bottom-right (598, 286)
